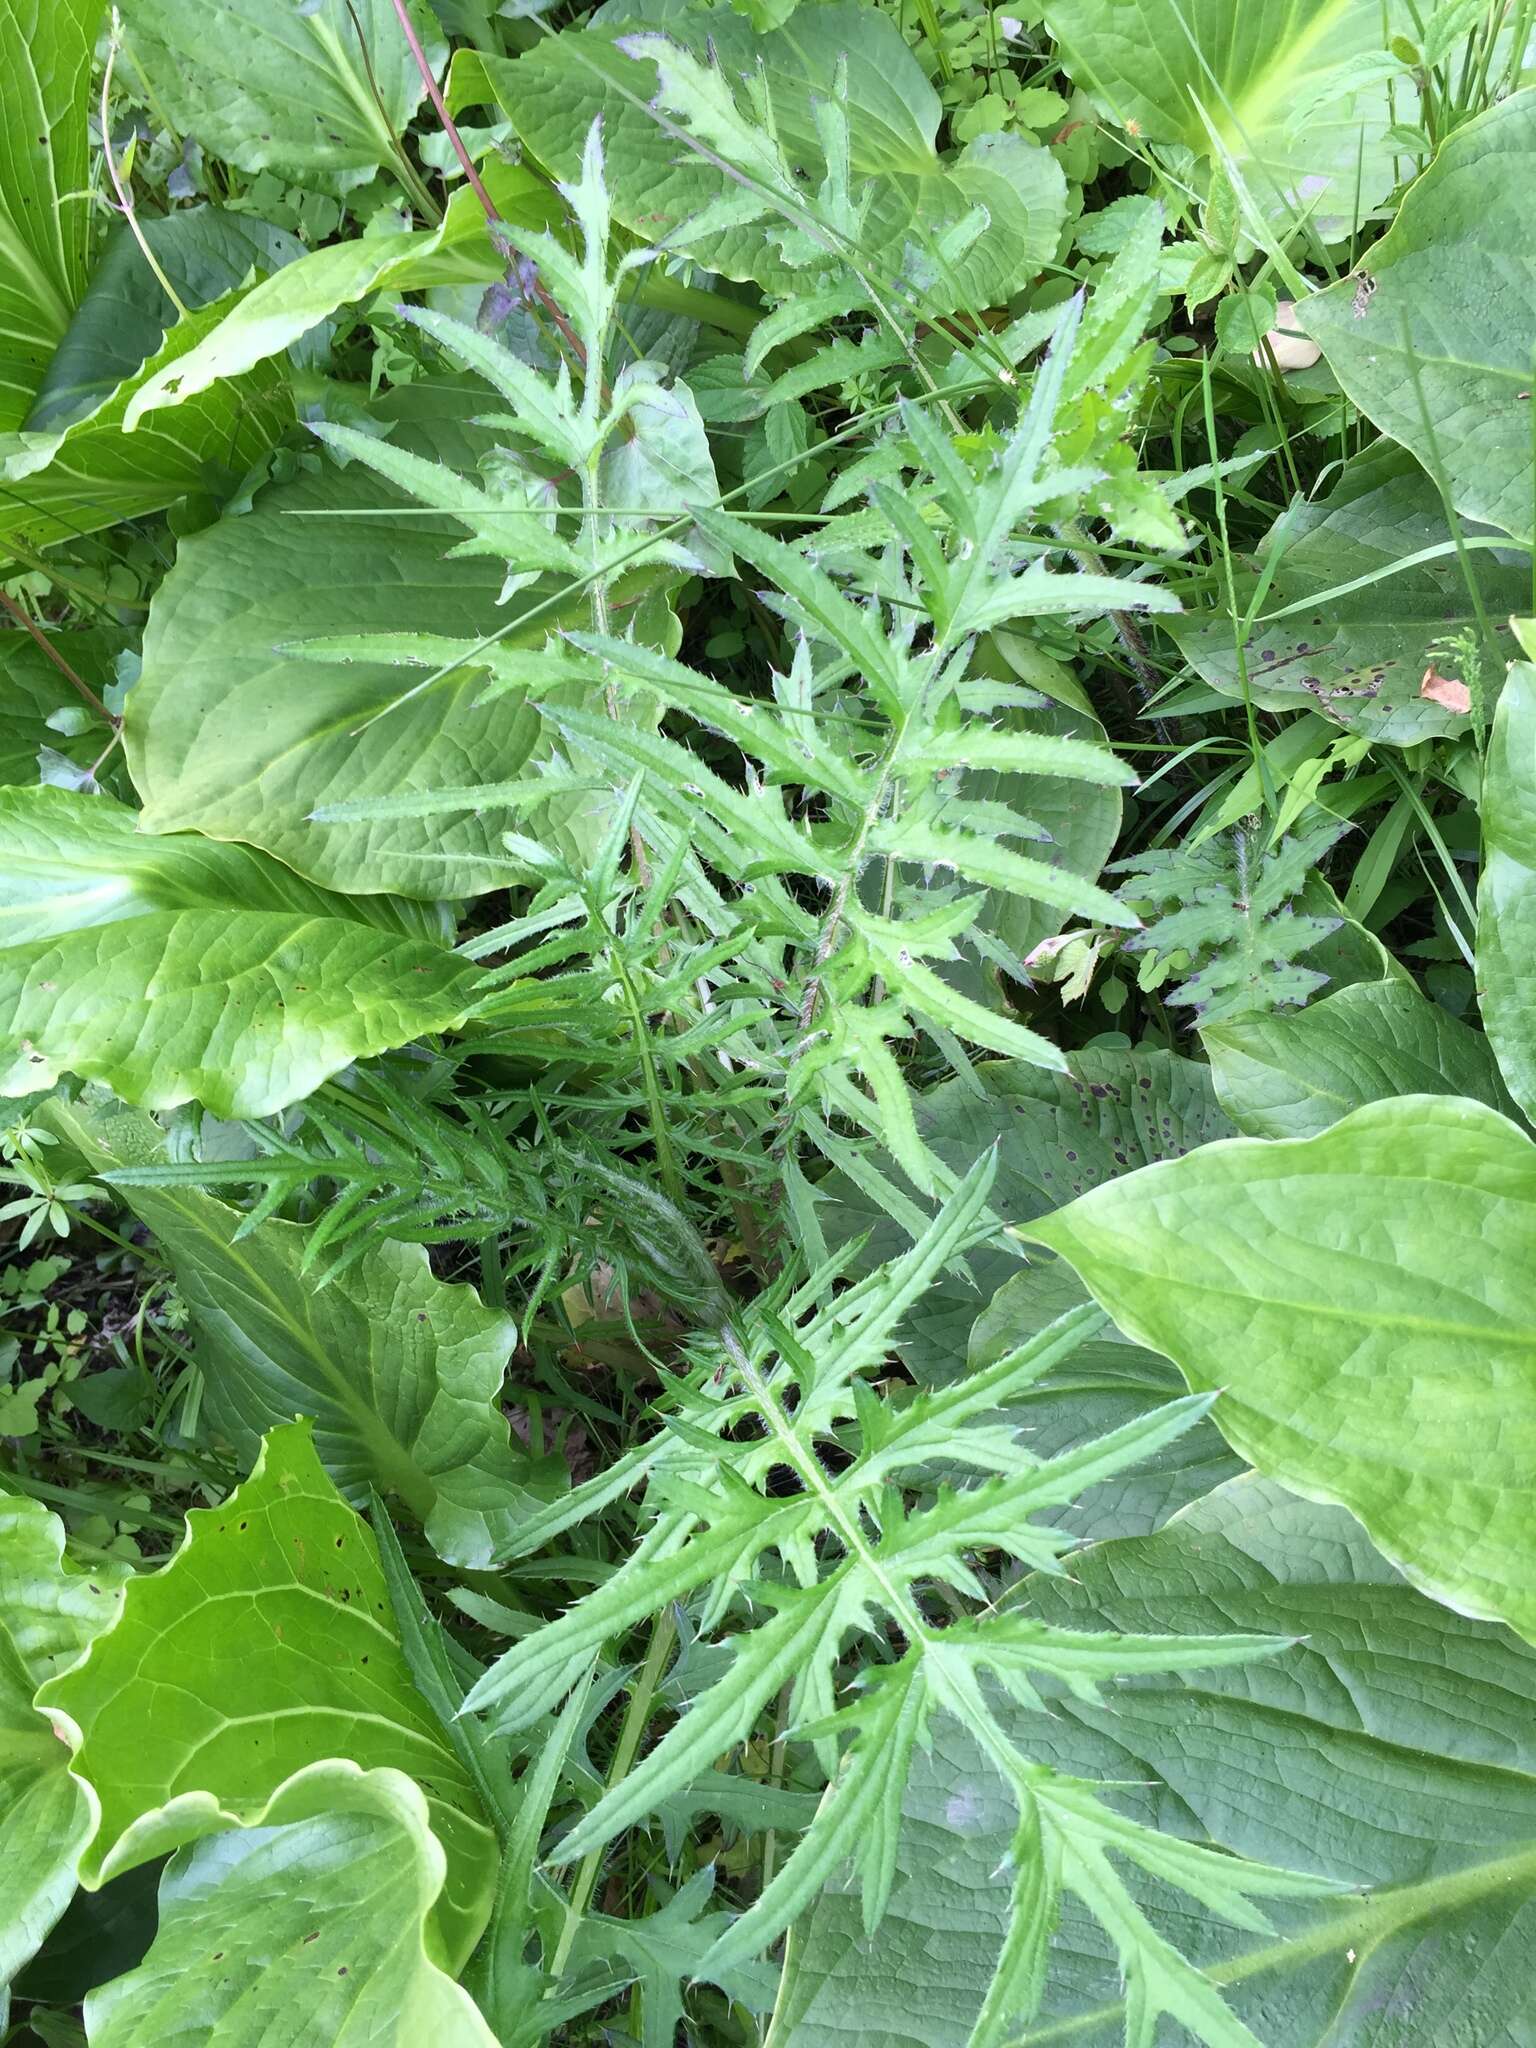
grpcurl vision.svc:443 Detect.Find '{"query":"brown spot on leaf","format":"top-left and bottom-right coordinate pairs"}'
top-left (1419, 667), bottom-right (1470, 714)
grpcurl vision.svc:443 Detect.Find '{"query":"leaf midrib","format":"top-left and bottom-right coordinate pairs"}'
top-left (149, 1188), bottom-right (443, 1523)
top-left (1015, 1841), bottom-right (1536, 2042)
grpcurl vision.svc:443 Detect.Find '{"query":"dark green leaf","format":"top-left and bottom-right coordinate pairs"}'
top-left (775, 1475), bottom-right (1536, 2046)
top-left (119, 0), bottom-right (445, 189)
top-left (125, 381), bottom-right (551, 900)
top-left (0, 0), bottom-right (97, 426)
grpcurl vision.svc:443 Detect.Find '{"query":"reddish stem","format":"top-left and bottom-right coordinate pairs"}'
top-left (386, 0), bottom-right (591, 373)
top-left (0, 590), bottom-right (114, 724)
top-left (388, 0), bottom-right (502, 228)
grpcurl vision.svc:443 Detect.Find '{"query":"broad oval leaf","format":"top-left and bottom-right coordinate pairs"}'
top-left (1205, 976), bottom-right (1520, 1138)
top-left (987, 643), bottom-right (1125, 962)
top-left (483, 4), bottom-right (1067, 310)
top-left (26, 207), bottom-right (306, 434)
top-left (0, 787), bottom-right (482, 1116)
top-left (52, 1091), bottom-right (553, 1570)
top-left (0, 0), bottom-right (96, 426)
top-left (1478, 661), bottom-right (1536, 1121)
top-left (1166, 445), bottom-right (1528, 745)
top-left (1299, 89), bottom-right (1536, 543)
top-left (85, 1762), bottom-right (497, 2048)
top-left (967, 1265), bottom-right (1243, 1541)
top-left (119, 0), bottom-right (445, 189)
top-left (0, 1497), bottom-right (128, 1984)
top-left (891, 679), bottom-right (1125, 992)
top-left (126, 381), bottom-right (547, 899)
top-left (774, 1475), bottom-right (1536, 2045)
top-left (37, 1421), bottom-right (497, 1966)
top-left (1027, 1094), bottom-right (1536, 1646)
top-left (0, 288), bottom-right (291, 554)
top-left (1044, 0), bottom-right (1403, 234)
top-left (122, 160), bottom-right (554, 426)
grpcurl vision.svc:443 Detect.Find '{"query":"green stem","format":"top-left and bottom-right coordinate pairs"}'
top-left (479, 1230), bottom-right (506, 1309)
top-left (101, 12), bottom-right (188, 320)
top-left (612, 945), bottom-right (687, 1213)
top-left (549, 1607), bottom-right (678, 1975)
top-left (1019, 1845), bottom-right (1536, 2044)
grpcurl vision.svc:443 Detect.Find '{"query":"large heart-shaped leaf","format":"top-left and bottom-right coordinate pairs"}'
top-left (86, 1763), bottom-right (497, 2048)
top-left (0, 786), bottom-right (483, 1116)
top-left (1027, 1094), bottom-right (1536, 1645)
top-left (1167, 446), bottom-right (1527, 745)
top-left (1204, 976), bottom-right (1520, 1138)
top-left (119, 0), bottom-right (444, 189)
top-left (774, 1475), bottom-right (1536, 2045)
top-left (983, 641), bottom-right (1124, 971)
top-left (1044, 0), bottom-right (1402, 234)
top-left (0, 1497), bottom-right (128, 1985)
top-left (967, 1265), bottom-right (1243, 1541)
top-left (52, 1091), bottom-right (552, 1569)
top-left (38, 1421), bottom-right (497, 1966)
top-left (0, 288), bottom-right (291, 557)
top-left (1478, 661), bottom-right (1536, 1121)
top-left (483, 4), bottom-right (1067, 309)
top-left (126, 380), bottom-right (546, 900)
top-left (1300, 89), bottom-right (1536, 542)
top-left (0, 0), bottom-right (98, 427)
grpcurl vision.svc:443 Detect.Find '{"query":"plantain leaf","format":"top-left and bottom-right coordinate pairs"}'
top-left (0, 0), bottom-right (98, 427)
top-left (1205, 976), bottom-right (1520, 1138)
top-left (125, 380), bottom-right (551, 900)
top-left (823, 1048), bottom-right (1234, 1380)
top-left (37, 1421), bottom-right (498, 1967)
top-left (482, 4), bottom-right (1067, 310)
top-left (1299, 89), bottom-right (1536, 543)
top-left (0, 1497), bottom-right (128, 1985)
top-left (966, 1264), bottom-right (1243, 1542)
top-left (122, 161), bottom-right (554, 425)
top-left (1028, 1095), bottom-right (1536, 1647)
top-left (1478, 661), bottom-right (1536, 1120)
top-left (0, 287), bottom-right (291, 556)
top-left (1044, 0), bottom-right (1403, 236)
top-left (52, 1091), bottom-right (551, 1568)
top-left (118, 0), bottom-right (445, 189)
top-left (1166, 445), bottom-right (1528, 745)
top-left (774, 1474), bottom-right (1536, 2046)
top-left (0, 787), bottom-right (482, 1116)
top-left (87, 1764), bottom-right (498, 2047)
top-left (26, 207), bottom-right (306, 433)
top-left (962, 697), bottom-right (1126, 973)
